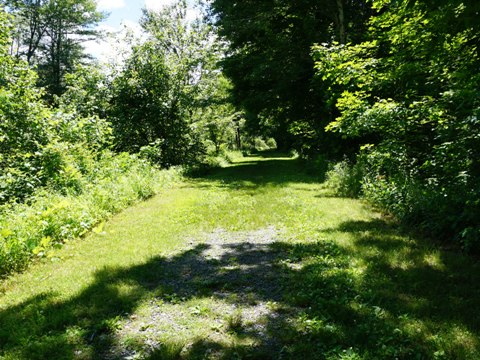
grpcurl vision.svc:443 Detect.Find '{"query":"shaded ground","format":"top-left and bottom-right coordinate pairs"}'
top-left (1, 154), bottom-right (480, 359)
top-left (110, 227), bottom-right (294, 359)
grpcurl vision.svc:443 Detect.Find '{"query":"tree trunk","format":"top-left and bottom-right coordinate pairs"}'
top-left (336, 0), bottom-right (345, 44)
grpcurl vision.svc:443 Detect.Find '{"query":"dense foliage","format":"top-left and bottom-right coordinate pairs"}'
top-left (315, 0), bottom-right (480, 250)
top-left (0, 1), bottom-right (242, 277)
top-left (211, 0), bottom-right (480, 251)
top-left (1, 0), bottom-right (479, 276)
top-left (0, 9), bottom-right (109, 204)
top-left (0, 7), bottom-right (176, 277)
top-left (1, 2), bottom-right (480, 359)
top-left (209, 0), bottom-right (372, 152)
top-left (110, 0), bottom-right (238, 168)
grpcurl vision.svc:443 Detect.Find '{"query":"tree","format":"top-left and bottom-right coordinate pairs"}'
top-left (4, 0), bottom-right (46, 63)
top-left (56, 63), bottom-right (111, 119)
top-left (140, 0), bottom-right (224, 121)
top-left (110, 0), bottom-right (229, 167)
top-left (192, 75), bottom-right (240, 154)
top-left (1, 0), bottom-right (104, 99)
top-left (0, 8), bottom-right (50, 201)
top-left (313, 0), bottom-right (480, 249)
top-left (208, 0), bottom-right (372, 153)
top-left (1, 6), bottom-right (111, 203)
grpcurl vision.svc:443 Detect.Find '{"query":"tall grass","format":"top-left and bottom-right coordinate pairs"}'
top-left (324, 153), bottom-right (480, 252)
top-left (0, 151), bottom-right (180, 277)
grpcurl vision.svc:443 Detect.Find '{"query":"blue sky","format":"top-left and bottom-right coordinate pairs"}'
top-left (98, 0), bottom-right (144, 28)
top-left (96, 0), bottom-right (176, 29)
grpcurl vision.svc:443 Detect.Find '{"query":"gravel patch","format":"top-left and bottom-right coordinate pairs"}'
top-left (108, 227), bottom-right (299, 359)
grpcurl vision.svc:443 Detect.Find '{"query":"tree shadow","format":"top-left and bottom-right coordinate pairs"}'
top-left (2, 219), bottom-right (479, 359)
top-left (340, 220), bottom-right (480, 329)
top-left (0, 237), bottom-right (293, 359)
top-left (187, 156), bottom-right (324, 191)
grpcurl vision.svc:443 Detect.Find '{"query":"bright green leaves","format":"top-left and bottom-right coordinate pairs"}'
top-left (327, 92), bottom-right (405, 138)
top-left (0, 6), bottom-right (112, 204)
top-left (313, 41), bottom-right (379, 91)
top-left (0, 228), bottom-right (13, 238)
top-left (0, 9), bottom-right (51, 203)
top-left (110, 0), bottom-right (230, 167)
top-left (326, 91), bottom-right (368, 135)
top-left (313, 0), bottom-right (480, 249)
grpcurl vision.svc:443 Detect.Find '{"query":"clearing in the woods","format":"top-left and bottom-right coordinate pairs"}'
top-left (1, 154), bottom-right (479, 359)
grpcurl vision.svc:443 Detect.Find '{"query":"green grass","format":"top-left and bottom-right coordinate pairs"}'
top-left (1, 153), bottom-right (479, 359)
top-left (0, 152), bottom-right (181, 277)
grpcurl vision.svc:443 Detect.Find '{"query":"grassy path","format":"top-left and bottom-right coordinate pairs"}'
top-left (1, 154), bottom-right (480, 359)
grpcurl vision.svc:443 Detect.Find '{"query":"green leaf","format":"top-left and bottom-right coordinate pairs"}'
top-left (1, 229), bottom-right (13, 238)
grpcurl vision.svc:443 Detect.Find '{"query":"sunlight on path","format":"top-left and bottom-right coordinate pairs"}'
top-left (1, 154), bottom-right (479, 359)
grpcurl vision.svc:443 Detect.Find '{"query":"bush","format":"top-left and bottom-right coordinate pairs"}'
top-left (242, 137), bottom-right (278, 152)
top-left (0, 152), bottom-right (181, 277)
top-left (254, 137), bottom-right (269, 151)
top-left (223, 150), bottom-right (243, 163)
top-left (326, 148), bottom-right (480, 252)
top-left (303, 154), bottom-right (329, 181)
top-left (138, 139), bottom-right (164, 165)
top-left (312, 1), bottom-right (480, 252)
top-left (183, 153), bottom-right (230, 177)
top-left (265, 138), bottom-right (277, 149)
top-left (325, 158), bottom-right (365, 198)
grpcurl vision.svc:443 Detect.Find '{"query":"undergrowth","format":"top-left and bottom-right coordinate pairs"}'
top-left (183, 150), bottom-right (243, 176)
top-left (0, 152), bottom-right (180, 277)
top-left (324, 154), bottom-right (480, 252)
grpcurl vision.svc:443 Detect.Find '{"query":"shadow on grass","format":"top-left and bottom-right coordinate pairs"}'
top-left (1, 155), bottom-right (479, 358)
top-left (186, 154), bottom-right (324, 191)
top-left (1, 218), bottom-right (480, 359)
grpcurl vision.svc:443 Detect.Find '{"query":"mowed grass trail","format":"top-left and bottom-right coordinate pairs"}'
top-left (1, 154), bottom-right (480, 359)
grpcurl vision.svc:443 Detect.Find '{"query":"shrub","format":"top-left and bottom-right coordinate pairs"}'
top-left (265, 138), bottom-right (277, 149)
top-left (138, 139), bottom-right (164, 165)
top-left (313, 1), bottom-right (480, 251)
top-left (223, 150), bottom-right (243, 164)
top-left (183, 153), bottom-right (230, 177)
top-left (327, 147), bottom-right (480, 252)
top-left (254, 137), bottom-right (269, 151)
top-left (325, 158), bottom-right (365, 198)
top-left (0, 152), bottom-right (181, 277)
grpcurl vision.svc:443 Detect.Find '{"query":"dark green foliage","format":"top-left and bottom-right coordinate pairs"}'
top-left (209, 0), bottom-right (372, 153)
top-left (315, 0), bottom-right (480, 250)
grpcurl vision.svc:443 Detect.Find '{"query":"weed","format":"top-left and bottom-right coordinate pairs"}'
top-left (0, 154), bottom-right (180, 277)
top-left (148, 341), bottom-right (185, 359)
top-left (226, 310), bottom-right (243, 333)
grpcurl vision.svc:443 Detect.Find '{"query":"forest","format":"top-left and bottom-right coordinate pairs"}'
top-left (0, 0), bottom-right (479, 359)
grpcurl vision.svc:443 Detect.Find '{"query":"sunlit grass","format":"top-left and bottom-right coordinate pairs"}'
top-left (1, 153), bottom-right (479, 359)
